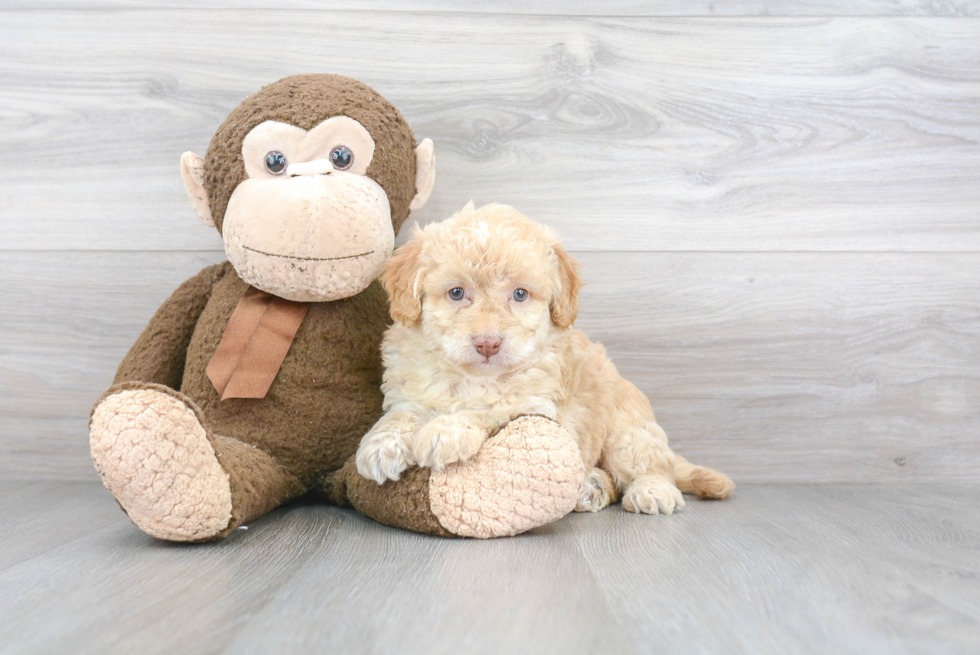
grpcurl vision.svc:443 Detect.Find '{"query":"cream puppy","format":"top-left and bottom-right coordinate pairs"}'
top-left (356, 203), bottom-right (734, 514)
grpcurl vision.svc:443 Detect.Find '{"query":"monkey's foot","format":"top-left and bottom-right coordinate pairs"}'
top-left (342, 416), bottom-right (584, 538)
top-left (429, 415), bottom-right (585, 537)
top-left (90, 384), bottom-right (233, 542)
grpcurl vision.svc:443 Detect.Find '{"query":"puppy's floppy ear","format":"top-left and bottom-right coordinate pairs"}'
top-left (381, 233), bottom-right (425, 326)
top-left (550, 243), bottom-right (583, 329)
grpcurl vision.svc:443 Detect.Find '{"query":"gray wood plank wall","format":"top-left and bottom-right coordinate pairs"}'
top-left (1, 3), bottom-right (978, 482)
top-left (2, 1), bottom-right (978, 15)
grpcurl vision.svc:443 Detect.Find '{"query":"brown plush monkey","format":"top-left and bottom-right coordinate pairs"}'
top-left (89, 75), bottom-right (584, 541)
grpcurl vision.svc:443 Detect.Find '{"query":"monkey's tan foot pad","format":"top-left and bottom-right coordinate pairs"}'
top-left (429, 415), bottom-right (585, 538)
top-left (90, 387), bottom-right (232, 542)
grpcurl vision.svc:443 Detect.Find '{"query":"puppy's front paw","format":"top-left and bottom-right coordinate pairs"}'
top-left (356, 430), bottom-right (415, 484)
top-left (575, 467), bottom-right (617, 513)
top-left (622, 476), bottom-right (686, 515)
top-left (413, 414), bottom-right (489, 469)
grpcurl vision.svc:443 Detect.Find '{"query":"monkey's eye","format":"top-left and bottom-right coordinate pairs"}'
top-left (513, 288), bottom-right (529, 302)
top-left (265, 151), bottom-right (288, 175)
top-left (330, 145), bottom-right (354, 171)
top-left (448, 287), bottom-right (465, 301)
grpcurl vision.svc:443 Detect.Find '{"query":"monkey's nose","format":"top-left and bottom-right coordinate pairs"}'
top-left (473, 334), bottom-right (503, 358)
top-left (286, 159), bottom-right (334, 177)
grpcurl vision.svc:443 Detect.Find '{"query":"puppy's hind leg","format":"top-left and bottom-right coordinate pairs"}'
top-left (605, 422), bottom-right (686, 515)
top-left (575, 467), bottom-right (619, 513)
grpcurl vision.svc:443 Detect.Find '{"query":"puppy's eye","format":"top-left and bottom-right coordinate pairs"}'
top-left (513, 288), bottom-right (529, 302)
top-left (330, 145), bottom-right (354, 171)
top-left (265, 151), bottom-right (288, 175)
top-left (448, 287), bottom-right (465, 301)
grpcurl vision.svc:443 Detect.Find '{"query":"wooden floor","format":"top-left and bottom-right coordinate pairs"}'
top-left (0, 481), bottom-right (977, 655)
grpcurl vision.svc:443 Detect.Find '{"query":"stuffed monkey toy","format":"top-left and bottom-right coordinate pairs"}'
top-left (89, 75), bottom-right (584, 541)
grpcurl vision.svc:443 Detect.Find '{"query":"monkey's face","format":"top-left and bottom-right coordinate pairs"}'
top-left (221, 117), bottom-right (394, 302)
top-left (180, 75), bottom-right (436, 303)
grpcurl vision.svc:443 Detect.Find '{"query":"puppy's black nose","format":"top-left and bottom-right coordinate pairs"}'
top-left (474, 335), bottom-right (502, 358)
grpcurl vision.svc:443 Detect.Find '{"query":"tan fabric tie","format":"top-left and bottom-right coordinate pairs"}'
top-left (206, 287), bottom-right (309, 400)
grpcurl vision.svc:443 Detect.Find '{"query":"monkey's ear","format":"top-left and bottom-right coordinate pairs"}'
top-left (180, 151), bottom-right (214, 228)
top-left (550, 243), bottom-right (583, 329)
top-left (381, 233), bottom-right (425, 326)
top-left (409, 138), bottom-right (435, 212)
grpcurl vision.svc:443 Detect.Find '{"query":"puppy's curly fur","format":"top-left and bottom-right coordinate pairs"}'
top-left (356, 203), bottom-right (734, 514)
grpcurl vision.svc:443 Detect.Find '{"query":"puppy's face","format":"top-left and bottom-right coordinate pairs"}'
top-left (382, 203), bottom-right (583, 373)
top-left (420, 247), bottom-right (553, 371)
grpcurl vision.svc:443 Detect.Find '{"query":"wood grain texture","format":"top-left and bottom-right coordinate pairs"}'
top-left (1, 1), bottom-right (977, 15)
top-left (568, 484), bottom-right (980, 655)
top-left (2, 8), bottom-right (978, 485)
top-left (2, 12), bottom-right (979, 252)
top-left (2, 250), bottom-right (977, 483)
top-left (0, 482), bottom-right (977, 654)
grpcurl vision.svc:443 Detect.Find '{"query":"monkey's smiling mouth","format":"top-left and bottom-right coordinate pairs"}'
top-left (242, 246), bottom-right (374, 262)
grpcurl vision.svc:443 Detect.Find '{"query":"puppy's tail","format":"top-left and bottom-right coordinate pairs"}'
top-left (673, 454), bottom-right (735, 499)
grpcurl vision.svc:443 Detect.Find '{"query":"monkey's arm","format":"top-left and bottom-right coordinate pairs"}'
top-left (113, 263), bottom-right (228, 388)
